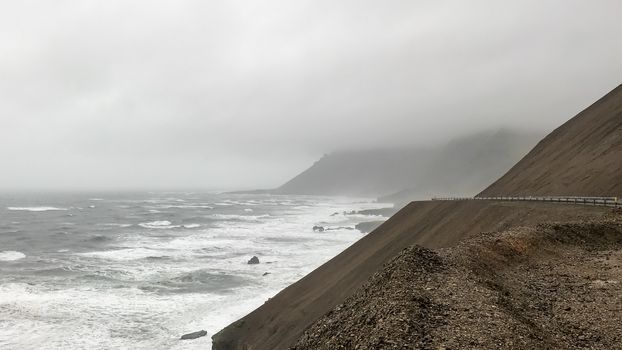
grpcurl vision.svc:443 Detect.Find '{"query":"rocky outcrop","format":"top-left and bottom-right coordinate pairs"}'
top-left (180, 330), bottom-right (207, 340)
top-left (247, 256), bottom-right (260, 265)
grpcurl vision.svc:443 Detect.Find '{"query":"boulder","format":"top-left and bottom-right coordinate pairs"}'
top-left (181, 330), bottom-right (207, 340)
top-left (248, 256), bottom-right (260, 265)
top-left (312, 225), bottom-right (325, 232)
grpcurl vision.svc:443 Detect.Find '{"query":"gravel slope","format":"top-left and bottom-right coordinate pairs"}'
top-left (292, 213), bottom-right (622, 349)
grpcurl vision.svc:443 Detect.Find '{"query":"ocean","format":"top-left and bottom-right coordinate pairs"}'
top-left (0, 192), bottom-right (391, 349)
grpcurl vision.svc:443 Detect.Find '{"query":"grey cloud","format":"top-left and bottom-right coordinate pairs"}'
top-left (1, 0), bottom-right (621, 190)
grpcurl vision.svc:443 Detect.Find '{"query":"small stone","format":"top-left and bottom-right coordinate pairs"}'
top-left (248, 256), bottom-right (260, 265)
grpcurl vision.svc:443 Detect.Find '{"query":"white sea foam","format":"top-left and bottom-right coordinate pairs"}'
top-left (97, 223), bottom-right (133, 228)
top-left (7, 207), bottom-right (68, 212)
top-left (77, 248), bottom-right (171, 261)
top-left (0, 281), bottom-right (275, 350)
top-left (139, 221), bottom-right (178, 229)
top-left (160, 205), bottom-right (214, 209)
top-left (208, 214), bottom-right (270, 222)
top-left (0, 251), bottom-right (26, 261)
top-left (0, 194), bottom-right (395, 350)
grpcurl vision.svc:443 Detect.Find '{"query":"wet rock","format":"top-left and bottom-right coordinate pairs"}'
top-left (326, 226), bottom-right (355, 231)
top-left (263, 272), bottom-right (271, 276)
top-left (313, 226), bottom-right (325, 232)
top-left (248, 256), bottom-right (260, 265)
top-left (181, 330), bottom-right (207, 340)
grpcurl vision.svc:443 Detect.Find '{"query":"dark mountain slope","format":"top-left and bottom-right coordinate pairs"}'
top-left (480, 84), bottom-right (622, 197)
top-left (212, 201), bottom-right (606, 350)
top-left (276, 129), bottom-right (542, 198)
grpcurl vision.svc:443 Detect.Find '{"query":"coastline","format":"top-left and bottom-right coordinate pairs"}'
top-left (212, 200), bottom-right (608, 349)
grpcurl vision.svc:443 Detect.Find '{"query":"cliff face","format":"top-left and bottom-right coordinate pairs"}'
top-left (211, 201), bottom-right (606, 350)
top-left (276, 129), bottom-right (542, 198)
top-left (479, 84), bottom-right (622, 198)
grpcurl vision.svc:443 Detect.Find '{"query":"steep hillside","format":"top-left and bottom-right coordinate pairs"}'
top-left (213, 84), bottom-right (622, 350)
top-left (293, 219), bottom-right (622, 349)
top-left (212, 201), bottom-right (607, 350)
top-left (480, 84), bottom-right (622, 197)
top-left (276, 130), bottom-right (542, 198)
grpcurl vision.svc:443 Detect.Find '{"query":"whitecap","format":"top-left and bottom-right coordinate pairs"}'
top-left (183, 224), bottom-right (201, 229)
top-left (78, 248), bottom-right (174, 261)
top-left (158, 205), bottom-right (214, 210)
top-left (97, 223), bottom-right (132, 228)
top-left (208, 214), bottom-right (270, 222)
top-left (139, 221), bottom-right (178, 229)
top-left (0, 251), bottom-right (26, 261)
top-left (244, 208), bottom-right (254, 212)
top-left (7, 207), bottom-right (68, 212)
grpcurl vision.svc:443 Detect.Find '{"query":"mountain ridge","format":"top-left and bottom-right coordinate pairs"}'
top-left (276, 129), bottom-right (543, 199)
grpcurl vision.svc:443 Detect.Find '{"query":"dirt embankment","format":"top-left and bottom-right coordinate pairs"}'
top-left (292, 214), bottom-right (622, 349)
top-left (212, 201), bottom-right (608, 350)
top-left (480, 84), bottom-right (622, 198)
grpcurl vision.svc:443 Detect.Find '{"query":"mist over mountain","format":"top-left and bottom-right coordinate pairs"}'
top-left (480, 84), bottom-right (622, 197)
top-left (275, 129), bottom-right (543, 201)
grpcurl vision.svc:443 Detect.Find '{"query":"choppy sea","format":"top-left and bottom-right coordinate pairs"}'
top-left (0, 192), bottom-right (391, 349)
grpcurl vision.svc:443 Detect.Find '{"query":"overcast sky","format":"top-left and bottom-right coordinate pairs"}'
top-left (1, 0), bottom-right (621, 191)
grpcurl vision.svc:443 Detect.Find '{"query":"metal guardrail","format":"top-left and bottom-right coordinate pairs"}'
top-left (431, 196), bottom-right (621, 208)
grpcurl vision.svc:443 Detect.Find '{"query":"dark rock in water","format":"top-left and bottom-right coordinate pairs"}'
top-left (181, 330), bottom-right (207, 340)
top-left (248, 256), bottom-right (260, 265)
top-left (263, 272), bottom-right (271, 276)
top-left (326, 226), bottom-right (355, 231)
top-left (313, 225), bottom-right (325, 232)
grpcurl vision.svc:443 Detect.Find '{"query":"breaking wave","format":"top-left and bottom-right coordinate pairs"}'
top-left (7, 207), bottom-right (68, 212)
top-left (0, 251), bottom-right (26, 261)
